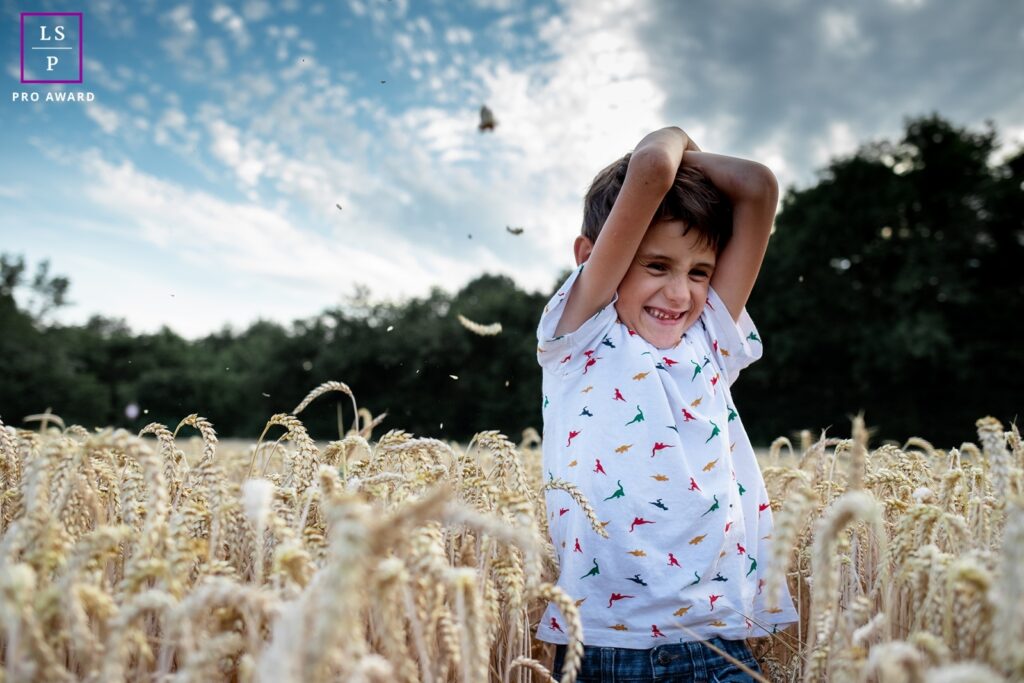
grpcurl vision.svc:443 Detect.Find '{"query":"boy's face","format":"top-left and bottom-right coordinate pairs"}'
top-left (613, 220), bottom-right (716, 349)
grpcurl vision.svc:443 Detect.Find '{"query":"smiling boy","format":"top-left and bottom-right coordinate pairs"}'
top-left (537, 127), bottom-right (799, 682)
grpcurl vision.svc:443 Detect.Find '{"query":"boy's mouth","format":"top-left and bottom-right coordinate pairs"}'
top-left (644, 306), bottom-right (684, 322)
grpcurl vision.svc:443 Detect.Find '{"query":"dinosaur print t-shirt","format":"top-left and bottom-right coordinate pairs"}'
top-left (535, 265), bottom-right (799, 648)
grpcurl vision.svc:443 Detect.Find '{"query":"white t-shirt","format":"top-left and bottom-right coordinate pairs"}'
top-left (535, 265), bottom-right (799, 648)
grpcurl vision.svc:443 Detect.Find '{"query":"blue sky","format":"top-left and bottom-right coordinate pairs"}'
top-left (2, 0), bottom-right (1022, 338)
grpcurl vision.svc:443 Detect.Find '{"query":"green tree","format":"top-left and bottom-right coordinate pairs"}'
top-left (0, 254), bottom-right (70, 324)
top-left (0, 256), bottom-right (93, 427)
top-left (741, 114), bottom-right (1023, 445)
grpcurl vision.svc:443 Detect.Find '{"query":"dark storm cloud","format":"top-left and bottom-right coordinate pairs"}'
top-left (639, 0), bottom-right (1024, 188)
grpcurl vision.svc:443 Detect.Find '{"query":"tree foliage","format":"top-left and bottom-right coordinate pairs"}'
top-left (0, 115), bottom-right (1019, 445)
top-left (741, 114), bottom-right (1023, 444)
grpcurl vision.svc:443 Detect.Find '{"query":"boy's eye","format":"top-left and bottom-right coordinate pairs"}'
top-left (645, 262), bottom-right (668, 272)
top-left (691, 270), bottom-right (709, 278)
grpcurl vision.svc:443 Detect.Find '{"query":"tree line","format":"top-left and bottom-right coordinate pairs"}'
top-left (1, 114), bottom-right (1020, 446)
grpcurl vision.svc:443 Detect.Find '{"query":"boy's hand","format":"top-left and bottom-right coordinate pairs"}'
top-left (681, 151), bottom-right (778, 322)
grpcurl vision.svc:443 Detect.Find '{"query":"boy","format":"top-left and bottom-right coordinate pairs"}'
top-left (536, 127), bottom-right (799, 681)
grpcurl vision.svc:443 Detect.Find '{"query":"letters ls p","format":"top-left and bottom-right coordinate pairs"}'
top-left (39, 24), bottom-right (66, 71)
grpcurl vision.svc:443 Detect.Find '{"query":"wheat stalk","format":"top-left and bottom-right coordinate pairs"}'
top-left (2, 385), bottom-right (1018, 683)
top-left (457, 313), bottom-right (503, 336)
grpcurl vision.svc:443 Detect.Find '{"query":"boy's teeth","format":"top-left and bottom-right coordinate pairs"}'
top-left (647, 307), bottom-right (681, 320)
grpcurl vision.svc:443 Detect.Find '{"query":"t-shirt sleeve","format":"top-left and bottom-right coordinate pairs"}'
top-left (700, 286), bottom-right (763, 386)
top-left (536, 265), bottom-right (618, 376)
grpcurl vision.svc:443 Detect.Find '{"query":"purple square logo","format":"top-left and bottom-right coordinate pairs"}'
top-left (21, 13), bottom-right (84, 84)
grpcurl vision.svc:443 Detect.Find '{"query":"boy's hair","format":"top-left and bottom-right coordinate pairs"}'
top-left (582, 152), bottom-right (733, 252)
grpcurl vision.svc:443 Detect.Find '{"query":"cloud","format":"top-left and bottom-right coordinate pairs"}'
top-left (128, 94), bottom-right (149, 111)
top-left (412, 15), bottom-right (433, 36)
top-left (153, 106), bottom-right (200, 155)
top-left (444, 26), bottom-right (474, 45)
top-left (81, 57), bottom-right (126, 93)
top-left (206, 118), bottom-right (269, 186)
top-left (0, 185), bottom-right (27, 200)
top-left (812, 121), bottom-right (860, 168)
top-left (9, 0), bottom-right (1022, 339)
top-left (441, 0), bottom-right (668, 259)
top-left (819, 9), bottom-right (869, 57)
top-left (641, 0), bottom-right (1024, 191)
top-left (82, 0), bottom-right (147, 36)
top-left (243, 0), bottom-right (273, 21)
top-left (74, 154), bottom-right (546, 314)
top-left (205, 38), bottom-right (230, 73)
top-left (265, 23), bottom-right (302, 61)
top-left (297, 0), bottom-right (683, 285)
top-left (161, 4), bottom-right (199, 63)
top-left (469, 0), bottom-right (522, 10)
top-left (211, 4), bottom-right (252, 50)
top-left (84, 103), bottom-right (121, 134)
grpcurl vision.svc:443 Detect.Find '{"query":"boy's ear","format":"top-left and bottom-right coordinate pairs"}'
top-left (574, 235), bottom-right (594, 266)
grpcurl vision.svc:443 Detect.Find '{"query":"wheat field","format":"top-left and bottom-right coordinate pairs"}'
top-left (0, 380), bottom-right (1021, 682)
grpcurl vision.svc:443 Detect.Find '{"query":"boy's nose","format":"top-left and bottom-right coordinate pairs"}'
top-left (664, 277), bottom-right (691, 307)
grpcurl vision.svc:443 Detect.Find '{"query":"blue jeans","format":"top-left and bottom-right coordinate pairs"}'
top-left (551, 637), bottom-right (761, 683)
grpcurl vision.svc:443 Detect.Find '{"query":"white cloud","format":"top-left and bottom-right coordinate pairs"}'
top-left (211, 4), bottom-right (252, 50)
top-left (149, 106), bottom-right (207, 168)
top-left (820, 9), bottom-right (870, 57)
top-left (469, 0), bottom-right (521, 10)
top-left (444, 26), bottom-right (474, 45)
top-left (812, 121), bottom-right (861, 168)
top-left (128, 94), bottom-right (149, 111)
top-left (750, 138), bottom-right (794, 190)
top-left (27, 1), bottom-right (661, 311)
top-left (266, 24), bottom-right (303, 61)
top-left (391, 0), bottom-right (409, 18)
top-left (81, 57), bottom-right (121, 92)
top-left (993, 123), bottom-right (1024, 165)
top-left (412, 16), bottom-right (433, 36)
top-left (205, 38), bottom-right (230, 72)
top-left (311, 0), bottom-right (677, 284)
top-left (394, 32), bottom-right (414, 54)
top-left (164, 5), bottom-right (197, 39)
top-left (160, 4), bottom-right (202, 73)
top-left (243, 0), bottom-right (273, 21)
top-left (9, 0), bottom-right (1023, 339)
top-left (159, 107), bottom-right (188, 130)
top-left (76, 154), bottom-right (536, 317)
top-left (206, 119), bottom-right (270, 187)
top-left (84, 103), bottom-right (121, 134)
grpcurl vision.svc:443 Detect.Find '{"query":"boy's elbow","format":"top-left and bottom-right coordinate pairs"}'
top-left (748, 163), bottom-right (779, 204)
top-left (630, 148), bottom-right (677, 190)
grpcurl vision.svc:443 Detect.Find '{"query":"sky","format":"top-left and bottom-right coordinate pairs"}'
top-left (2, 0), bottom-right (1022, 338)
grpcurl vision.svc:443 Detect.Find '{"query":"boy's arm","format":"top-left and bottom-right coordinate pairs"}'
top-left (681, 151), bottom-right (779, 322)
top-left (554, 127), bottom-right (695, 338)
